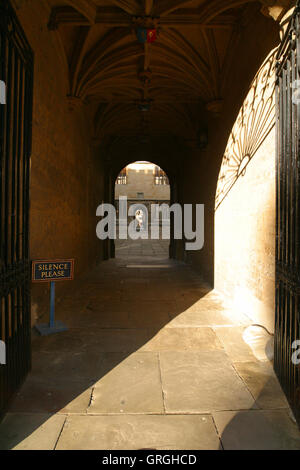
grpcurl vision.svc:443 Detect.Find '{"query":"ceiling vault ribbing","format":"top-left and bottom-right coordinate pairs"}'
top-left (46, 0), bottom-right (292, 144)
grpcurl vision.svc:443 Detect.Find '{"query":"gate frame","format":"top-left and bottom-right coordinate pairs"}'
top-left (0, 0), bottom-right (34, 419)
top-left (275, 1), bottom-right (300, 426)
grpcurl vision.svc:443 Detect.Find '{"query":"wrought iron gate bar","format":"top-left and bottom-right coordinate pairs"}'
top-left (0, 0), bottom-right (33, 418)
top-left (275, 2), bottom-right (300, 426)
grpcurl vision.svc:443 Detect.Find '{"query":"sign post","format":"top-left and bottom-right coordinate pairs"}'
top-left (49, 281), bottom-right (55, 329)
top-left (32, 259), bottom-right (74, 336)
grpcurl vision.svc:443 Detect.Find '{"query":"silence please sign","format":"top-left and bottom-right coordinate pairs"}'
top-left (32, 259), bottom-right (74, 282)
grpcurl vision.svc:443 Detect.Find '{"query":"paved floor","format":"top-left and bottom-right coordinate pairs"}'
top-left (1, 239), bottom-right (300, 450)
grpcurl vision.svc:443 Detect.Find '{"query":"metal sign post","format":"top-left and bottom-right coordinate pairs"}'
top-left (32, 259), bottom-right (74, 336)
top-left (49, 281), bottom-right (55, 328)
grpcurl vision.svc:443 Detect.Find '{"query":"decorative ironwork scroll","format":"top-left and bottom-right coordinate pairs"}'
top-left (215, 47), bottom-right (277, 210)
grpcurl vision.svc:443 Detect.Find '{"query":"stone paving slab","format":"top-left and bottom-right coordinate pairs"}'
top-left (141, 327), bottom-right (223, 352)
top-left (214, 326), bottom-right (259, 362)
top-left (56, 414), bottom-right (220, 450)
top-left (233, 361), bottom-right (289, 409)
top-left (32, 328), bottom-right (153, 354)
top-left (126, 302), bottom-right (174, 328)
top-left (120, 287), bottom-right (181, 301)
top-left (61, 308), bottom-right (130, 329)
top-left (9, 379), bottom-right (92, 414)
top-left (89, 352), bottom-right (164, 414)
top-left (29, 350), bottom-right (111, 383)
top-left (160, 351), bottom-right (256, 413)
top-left (0, 414), bottom-right (66, 450)
top-left (174, 298), bottom-right (229, 313)
top-left (166, 309), bottom-right (246, 328)
top-left (213, 409), bottom-right (300, 450)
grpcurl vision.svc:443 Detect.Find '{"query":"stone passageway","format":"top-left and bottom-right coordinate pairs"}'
top-left (0, 239), bottom-right (300, 450)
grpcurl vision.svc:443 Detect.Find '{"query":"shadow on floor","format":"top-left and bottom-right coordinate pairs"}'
top-left (218, 381), bottom-right (300, 450)
top-left (0, 240), bottom-right (299, 450)
top-left (216, 331), bottom-right (300, 450)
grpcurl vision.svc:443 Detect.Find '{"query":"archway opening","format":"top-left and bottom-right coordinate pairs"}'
top-left (114, 161), bottom-right (171, 262)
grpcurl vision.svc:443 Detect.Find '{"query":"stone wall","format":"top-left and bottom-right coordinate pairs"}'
top-left (214, 47), bottom-right (277, 332)
top-left (179, 13), bottom-right (279, 286)
top-left (12, 0), bottom-right (105, 324)
top-left (115, 165), bottom-right (170, 201)
top-left (215, 128), bottom-right (276, 332)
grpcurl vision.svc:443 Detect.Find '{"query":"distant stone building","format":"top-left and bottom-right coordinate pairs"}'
top-left (115, 162), bottom-right (170, 217)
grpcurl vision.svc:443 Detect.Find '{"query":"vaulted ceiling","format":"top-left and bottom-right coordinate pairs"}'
top-left (46, 0), bottom-right (282, 145)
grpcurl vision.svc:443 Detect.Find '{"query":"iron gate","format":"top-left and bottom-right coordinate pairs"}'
top-left (275, 3), bottom-right (300, 426)
top-left (0, 0), bottom-right (33, 417)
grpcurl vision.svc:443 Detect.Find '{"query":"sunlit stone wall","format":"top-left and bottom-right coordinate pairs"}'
top-left (215, 50), bottom-right (277, 332)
